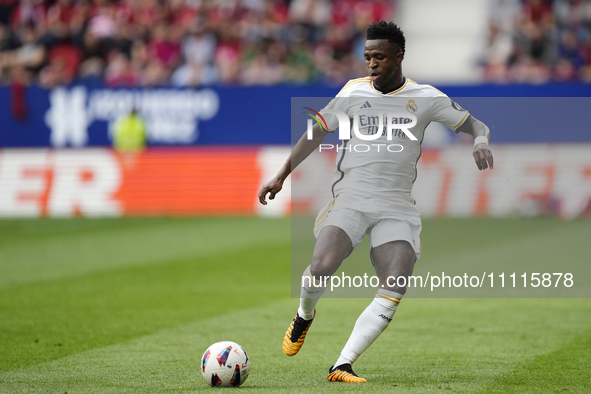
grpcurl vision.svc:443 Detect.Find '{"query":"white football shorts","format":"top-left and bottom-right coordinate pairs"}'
top-left (313, 192), bottom-right (422, 259)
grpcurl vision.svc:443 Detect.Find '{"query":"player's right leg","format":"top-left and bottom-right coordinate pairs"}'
top-left (283, 225), bottom-right (353, 356)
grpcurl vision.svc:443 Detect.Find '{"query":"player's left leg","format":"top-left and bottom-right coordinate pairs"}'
top-left (329, 240), bottom-right (416, 383)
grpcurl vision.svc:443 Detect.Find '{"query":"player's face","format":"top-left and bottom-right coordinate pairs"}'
top-left (364, 39), bottom-right (404, 92)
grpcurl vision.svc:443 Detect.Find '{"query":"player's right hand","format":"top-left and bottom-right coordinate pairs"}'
top-left (258, 178), bottom-right (283, 205)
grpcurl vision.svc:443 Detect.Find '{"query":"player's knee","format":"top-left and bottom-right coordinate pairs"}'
top-left (310, 253), bottom-right (342, 277)
top-left (310, 261), bottom-right (335, 278)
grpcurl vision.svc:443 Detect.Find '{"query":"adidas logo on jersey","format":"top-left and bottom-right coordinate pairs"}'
top-left (359, 101), bottom-right (372, 109)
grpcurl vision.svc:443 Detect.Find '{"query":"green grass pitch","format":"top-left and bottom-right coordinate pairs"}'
top-left (0, 216), bottom-right (590, 393)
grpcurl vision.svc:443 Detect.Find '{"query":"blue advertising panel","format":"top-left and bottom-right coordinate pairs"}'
top-left (0, 82), bottom-right (589, 147)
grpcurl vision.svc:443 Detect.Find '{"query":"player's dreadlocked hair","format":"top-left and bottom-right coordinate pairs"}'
top-left (366, 21), bottom-right (405, 54)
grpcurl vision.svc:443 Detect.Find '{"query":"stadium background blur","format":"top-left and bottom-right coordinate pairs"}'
top-left (2, 0), bottom-right (591, 87)
top-left (0, 0), bottom-right (590, 218)
top-left (1, 1), bottom-right (591, 392)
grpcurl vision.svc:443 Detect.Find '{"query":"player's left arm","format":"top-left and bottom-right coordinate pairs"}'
top-left (456, 116), bottom-right (494, 171)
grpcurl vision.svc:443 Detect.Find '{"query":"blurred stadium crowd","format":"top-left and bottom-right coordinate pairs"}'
top-left (0, 0), bottom-right (390, 88)
top-left (484, 0), bottom-right (591, 83)
top-left (0, 0), bottom-right (590, 88)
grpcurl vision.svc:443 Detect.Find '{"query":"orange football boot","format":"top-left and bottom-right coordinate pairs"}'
top-left (282, 309), bottom-right (315, 356)
top-left (327, 364), bottom-right (367, 383)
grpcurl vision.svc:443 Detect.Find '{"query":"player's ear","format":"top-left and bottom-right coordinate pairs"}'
top-left (396, 51), bottom-right (404, 64)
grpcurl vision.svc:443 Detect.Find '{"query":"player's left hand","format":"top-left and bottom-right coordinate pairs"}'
top-left (473, 144), bottom-right (494, 170)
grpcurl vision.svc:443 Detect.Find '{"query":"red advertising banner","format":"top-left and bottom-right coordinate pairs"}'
top-left (0, 148), bottom-right (267, 217)
top-left (0, 146), bottom-right (590, 218)
top-left (115, 148), bottom-right (261, 215)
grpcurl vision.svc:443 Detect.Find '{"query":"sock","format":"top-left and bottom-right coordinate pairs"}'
top-left (334, 289), bottom-right (402, 367)
top-left (298, 265), bottom-right (327, 320)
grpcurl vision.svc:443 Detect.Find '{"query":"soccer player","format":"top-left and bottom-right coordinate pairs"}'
top-left (258, 21), bottom-right (494, 383)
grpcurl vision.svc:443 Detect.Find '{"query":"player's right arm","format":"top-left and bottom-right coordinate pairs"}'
top-left (428, 91), bottom-right (494, 171)
top-left (258, 123), bottom-right (329, 205)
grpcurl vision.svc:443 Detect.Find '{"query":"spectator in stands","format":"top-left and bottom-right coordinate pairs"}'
top-left (1, 0), bottom-right (393, 87)
top-left (79, 30), bottom-right (108, 62)
top-left (10, 0), bottom-right (46, 28)
top-left (140, 58), bottom-right (168, 86)
top-left (104, 50), bottom-right (138, 86)
top-left (214, 24), bottom-right (241, 84)
top-left (3, 0), bottom-right (583, 86)
top-left (484, 0), bottom-right (591, 83)
top-left (171, 59), bottom-right (218, 86)
top-left (0, 24), bottom-right (45, 77)
top-left (107, 22), bottom-right (133, 57)
top-left (180, 19), bottom-right (216, 67)
top-left (129, 38), bottom-right (147, 72)
top-left (88, 0), bottom-right (117, 39)
top-left (148, 22), bottom-right (181, 69)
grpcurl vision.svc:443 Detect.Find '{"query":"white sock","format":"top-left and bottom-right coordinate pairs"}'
top-left (298, 265), bottom-right (327, 320)
top-left (334, 289), bottom-right (402, 367)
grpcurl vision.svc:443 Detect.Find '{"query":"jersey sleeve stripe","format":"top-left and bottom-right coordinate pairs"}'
top-left (339, 77), bottom-right (370, 91)
top-left (426, 84), bottom-right (446, 96)
top-left (452, 112), bottom-right (470, 132)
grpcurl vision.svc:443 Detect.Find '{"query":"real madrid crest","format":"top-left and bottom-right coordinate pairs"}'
top-left (406, 99), bottom-right (418, 113)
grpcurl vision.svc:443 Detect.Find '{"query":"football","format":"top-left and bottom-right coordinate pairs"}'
top-left (201, 341), bottom-right (250, 387)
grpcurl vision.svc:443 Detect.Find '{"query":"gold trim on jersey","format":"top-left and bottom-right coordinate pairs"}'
top-left (426, 84), bottom-right (446, 96)
top-left (336, 77), bottom-right (371, 97)
top-left (370, 78), bottom-right (408, 95)
top-left (343, 76), bottom-right (371, 86)
top-left (452, 112), bottom-right (471, 132)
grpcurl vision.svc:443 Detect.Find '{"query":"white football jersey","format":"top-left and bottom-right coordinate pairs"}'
top-left (320, 77), bottom-right (470, 202)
